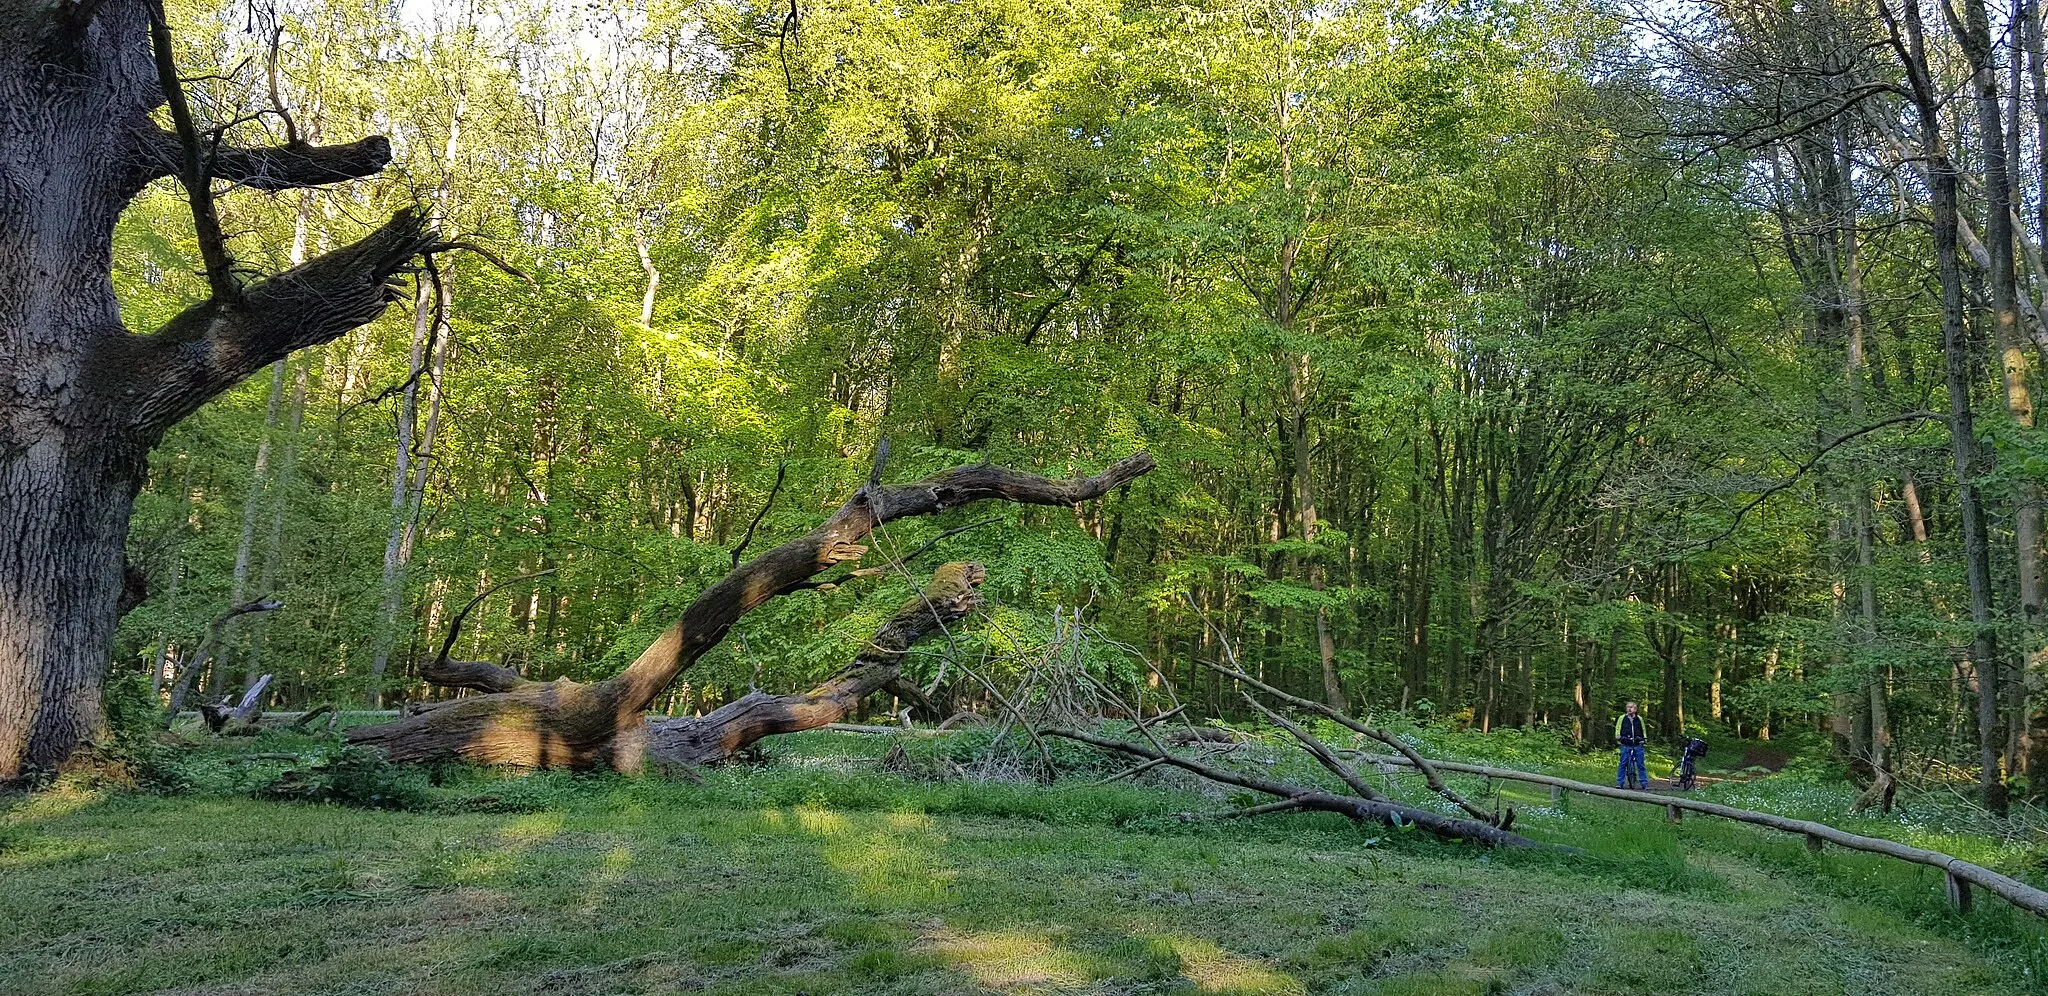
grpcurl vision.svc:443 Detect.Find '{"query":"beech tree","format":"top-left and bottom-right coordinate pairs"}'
top-left (0, 1), bottom-right (432, 781)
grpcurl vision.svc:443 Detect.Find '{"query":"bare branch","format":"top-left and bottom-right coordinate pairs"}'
top-left (1040, 728), bottom-right (1542, 848)
top-left (605, 446), bottom-right (1155, 710)
top-left (117, 209), bottom-right (437, 434)
top-left (1238, 691), bottom-right (1385, 802)
top-left (644, 562), bottom-right (986, 765)
top-left (416, 569), bottom-right (558, 694)
top-left (135, 129), bottom-right (393, 192)
top-left (731, 462), bottom-right (788, 570)
top-left (144, 0), bottom-right (237, 302)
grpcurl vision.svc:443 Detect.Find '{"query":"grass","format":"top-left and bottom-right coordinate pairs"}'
top-left (1, 729), bottom-right (2043, 995)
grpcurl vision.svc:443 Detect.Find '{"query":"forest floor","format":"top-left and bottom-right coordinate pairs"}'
top-left (2, 728), bottom-right (2044, 996)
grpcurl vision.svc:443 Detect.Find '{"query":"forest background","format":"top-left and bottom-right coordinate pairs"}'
top-left (118, 0), bottom-right (2045, 805)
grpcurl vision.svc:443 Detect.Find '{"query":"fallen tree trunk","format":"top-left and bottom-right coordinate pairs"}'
top-left (162, 599), bottom-right (282, 727)
top-left (197, 673), bottom-right (272, 734)
top-left (1042, 727), bottom-right (1542, 848)
top-left (646, 562), bottom-right (984, 766)
top-left (348, 447), bottom-right (1152, 770)
top-left (1358, 753), bottom-right (2048, 917)
top-left (1194, 654), bottom-right (1496, 824)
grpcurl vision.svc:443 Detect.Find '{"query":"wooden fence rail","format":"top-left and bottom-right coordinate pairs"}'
top-left (1356, 752), bottom-right (2048, 918)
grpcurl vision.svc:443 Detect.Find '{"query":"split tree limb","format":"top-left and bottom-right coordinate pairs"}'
top-left (198, 673), bottom-right (273, 733)
top-left (135, 129), bottom-right (394, 191)
top-left (161, 598), bottom-right (282, 726)
top-left (118, 208), bottom-right (436, 433)
top-left (643, 562), bottom-right (985, 766)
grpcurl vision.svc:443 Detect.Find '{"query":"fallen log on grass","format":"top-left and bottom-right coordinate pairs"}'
top-left (1357, 753), bottom-right (2048, 917)
top-left (348, 446), bottom-right (1153, 770)
top-left (1041, 727), bottom-right (1543, 849)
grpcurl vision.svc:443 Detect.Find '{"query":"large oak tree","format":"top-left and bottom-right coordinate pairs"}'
top-left (0, 1), bottom-right (431, 781)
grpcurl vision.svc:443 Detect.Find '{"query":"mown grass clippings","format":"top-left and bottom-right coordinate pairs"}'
top-left (1, 730), bottom-right (2039, 995)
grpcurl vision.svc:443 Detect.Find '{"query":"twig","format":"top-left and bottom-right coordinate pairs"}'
top-left (1093, 755), bottom-right (1168, 786)
top-left (1179, 799), bottom-right (1307, 821)
top-left (420, 239), bottom-right (536, 286)
top-left (433, 568), bottom-right (558, 667)
top-left (777, 0), bottom-right (802, 97)
top-left (1683, 410), bottom-right (1943, 553)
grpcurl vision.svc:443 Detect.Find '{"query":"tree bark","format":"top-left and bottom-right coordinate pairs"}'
top-left (1890, 0), bottom-right (2008, 812)
top-left (347, 448), bottom-right (1153, 769)
top-left (646, 562), bottom-right (984, 766)
top-left (0, 2), bottom-right (429, 781)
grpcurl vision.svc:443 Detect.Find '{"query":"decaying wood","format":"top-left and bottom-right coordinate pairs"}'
top-left (1041, 727), bottom-right (1541, 848)
top-left (1358, 752), bottom-right (2048, 917)
top-left (348, 448), bottom-right (1152, 769)
top-left (198, 673), bottom-right (273, 734)
top-left (161, 599), bottom-right (282, 726)
top-left (644, 562), bottom-right (985, 766)
top-left (1196, 657), bottom-right (1496, 824)
top-left (1850, 768), bottom-right (1897, 814)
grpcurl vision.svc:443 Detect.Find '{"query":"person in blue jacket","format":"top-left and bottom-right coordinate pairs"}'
top-left (1614, 701), bottom-right (1649, 790)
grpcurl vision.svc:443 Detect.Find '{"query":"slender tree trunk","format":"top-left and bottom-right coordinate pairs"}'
top-left (1284, 350), bottom-right (1343, 711)
top-left (366, 94), bottom-right (463, 705)
top-left (635, 227), bottom-right (660, 328)
top-left (1841, 128), bottom-right (1891, 785)
top-left (220, 359), bottom-right (288, 692)
top-left (365, 281), bottom-right (428, 706)
top-left (2022, 0), bottom-right (2048, 796)
top-left (1901, 0), bottom-right (2008, 811)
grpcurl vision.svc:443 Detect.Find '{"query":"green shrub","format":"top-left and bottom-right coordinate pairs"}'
top-left (93, 673), bottom-right (193, 793)
top-left (257, 744), bottom-right (429, 810)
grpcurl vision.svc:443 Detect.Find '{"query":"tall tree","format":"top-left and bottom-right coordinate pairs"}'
top-left (0, 2), bottom-right (429, 781)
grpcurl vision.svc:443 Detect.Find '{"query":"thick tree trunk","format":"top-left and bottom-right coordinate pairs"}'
top-left (0, 446), bottom-right (141, 781)
top-left (0, 2), bottom-right (427, 781)
top-left (348, 449), bottom-right (1153, 769)
top-left (0, 4), bottom-right (153, 782)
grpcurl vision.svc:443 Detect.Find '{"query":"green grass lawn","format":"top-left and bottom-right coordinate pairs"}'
top-left (2, 730), bottom-right (2042, 995)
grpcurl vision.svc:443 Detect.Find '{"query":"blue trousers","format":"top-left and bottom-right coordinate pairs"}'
top-left (1616, 745), bottom-right (1648, 789)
